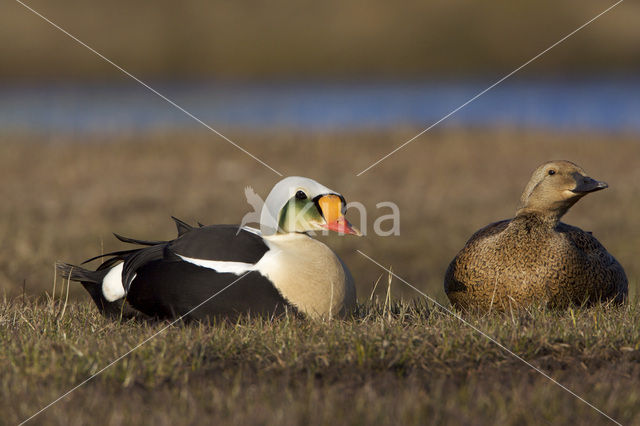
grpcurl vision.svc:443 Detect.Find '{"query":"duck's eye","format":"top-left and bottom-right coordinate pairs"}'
top-left (295, 190), bottom-right (307, 200)
top-left (548, 170), bottom-right (556, 176)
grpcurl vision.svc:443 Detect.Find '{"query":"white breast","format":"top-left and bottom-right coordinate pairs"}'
top-left (255, 234), bottom-right (356, 318)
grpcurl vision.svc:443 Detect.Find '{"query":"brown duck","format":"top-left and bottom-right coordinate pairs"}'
top-left (444, 160), bottom-right (627, 311)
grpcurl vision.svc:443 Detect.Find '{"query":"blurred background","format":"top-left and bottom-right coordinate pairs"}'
top-left (1, 0), bottom-right (638, 303)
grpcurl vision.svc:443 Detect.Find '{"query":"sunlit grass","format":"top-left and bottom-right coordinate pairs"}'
top-left (1, 128), bottom-right (638, 424)
top-left (2, 295), bottom-right (639, 425)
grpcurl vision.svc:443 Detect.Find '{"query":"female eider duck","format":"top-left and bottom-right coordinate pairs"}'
top-left (444, 160), bottom-right (627, 311)
top-left (57, 177), bottom-right (361, 321)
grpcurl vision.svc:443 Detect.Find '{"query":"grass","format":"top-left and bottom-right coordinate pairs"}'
top-left (2, 294), bottom-right (640, 425)
top-left (0, 128), bottom-right (637, 301)
top-left (0, 127), bottom-right (638, 424)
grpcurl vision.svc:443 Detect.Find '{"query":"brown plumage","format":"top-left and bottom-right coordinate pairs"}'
top-left (444, 160), bottom-right (628, 311)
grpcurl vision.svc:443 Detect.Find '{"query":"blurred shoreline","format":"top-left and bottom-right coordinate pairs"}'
top-left (2, 77), bottom-right (640, 135)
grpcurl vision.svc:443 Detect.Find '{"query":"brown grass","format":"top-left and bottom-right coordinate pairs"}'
top-left (1, 127), bottom-right (639, 425)
top-left (2, 296), bottom-right (639, 425)
top-left (0, 128), bottom-right (637, 304)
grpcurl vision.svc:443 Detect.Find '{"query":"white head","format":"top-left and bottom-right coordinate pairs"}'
top-left (259, 176), bottom-right (360, 236)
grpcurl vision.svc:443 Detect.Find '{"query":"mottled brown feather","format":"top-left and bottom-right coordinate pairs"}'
top-left (444, 161), bottom-right (628, 311)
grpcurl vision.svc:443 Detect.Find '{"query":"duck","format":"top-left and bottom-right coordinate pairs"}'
top-left (444, 160), bottom-right (628, 311)
top-left (57, 177), bottom-right (361, 321)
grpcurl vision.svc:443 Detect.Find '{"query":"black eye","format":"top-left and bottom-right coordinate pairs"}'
top-left (295, 190), bottom-right (307, 200)
top-left (548, 170), bottom-right (556, 176)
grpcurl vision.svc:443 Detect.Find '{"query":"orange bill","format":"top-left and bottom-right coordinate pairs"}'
top-left (317, 194), bottom-right (361, 236)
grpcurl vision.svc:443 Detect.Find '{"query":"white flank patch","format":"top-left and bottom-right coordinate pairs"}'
top-left (178, 255), bottom-right (257, 275)
top-left (102, 263), bottom-right (126, 302)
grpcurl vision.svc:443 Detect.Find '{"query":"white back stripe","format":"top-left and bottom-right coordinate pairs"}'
top-left (240, 226), bottom-right (262, 236)
top-left (178, 255), bottom-right (257, 275)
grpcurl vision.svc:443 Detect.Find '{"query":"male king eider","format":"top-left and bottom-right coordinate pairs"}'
top-left (57, 177), bottom-right (361, 321)
top-left (444, 160), bottom-right (628, 311)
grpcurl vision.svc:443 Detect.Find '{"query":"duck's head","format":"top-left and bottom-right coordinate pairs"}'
top-left (516, 160), bottom-right (608, 220)
top-left (260, 176), bottom-right (361, 236)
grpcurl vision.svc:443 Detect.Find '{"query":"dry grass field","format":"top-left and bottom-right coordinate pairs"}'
top-left (3, 297), bottom-right (640, 425)
top-left (0, 128), bottom-right (637, 300)
top-left (1, 128), bottom-right (639, 424)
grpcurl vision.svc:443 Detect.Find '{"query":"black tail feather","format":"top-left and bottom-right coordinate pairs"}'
top-left (96, 255), bottom-right (129, 271)
top-left (57, 216), bottom-right (192, 317)
top-left (81, 248), bottom-right (142, 265)
top-left (56, 261), bottom-right (107, 284)
top-left (171, 216), bottom-right (194, 236)
top-left (56, 261), bottom-right (127, 317)
top-left (113, 233), bottom-right (167, 247)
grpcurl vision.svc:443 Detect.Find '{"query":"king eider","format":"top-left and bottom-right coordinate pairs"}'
top-left (57, 177), bottom-right (361, 321)
top-left (444, 160), bottom-right (628, 311)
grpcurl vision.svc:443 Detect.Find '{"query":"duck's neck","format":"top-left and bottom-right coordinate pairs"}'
top-left (514, 207), bottom-right (563, 229)
top-left (263, 231), bottom-right (311, 242)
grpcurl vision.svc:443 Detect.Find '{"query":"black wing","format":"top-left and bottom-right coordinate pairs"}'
top-left (75, 222), bottom-right (285, 320)
top-left (119, 225), bottom-right (283, 320)
top-left (167, 225), bottom-right (269, 264)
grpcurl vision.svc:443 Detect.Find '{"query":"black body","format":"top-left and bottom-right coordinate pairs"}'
top-left (127, 263), bottom-right (291, 321)
top-left (57, 219), bottom-right (297, 321)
